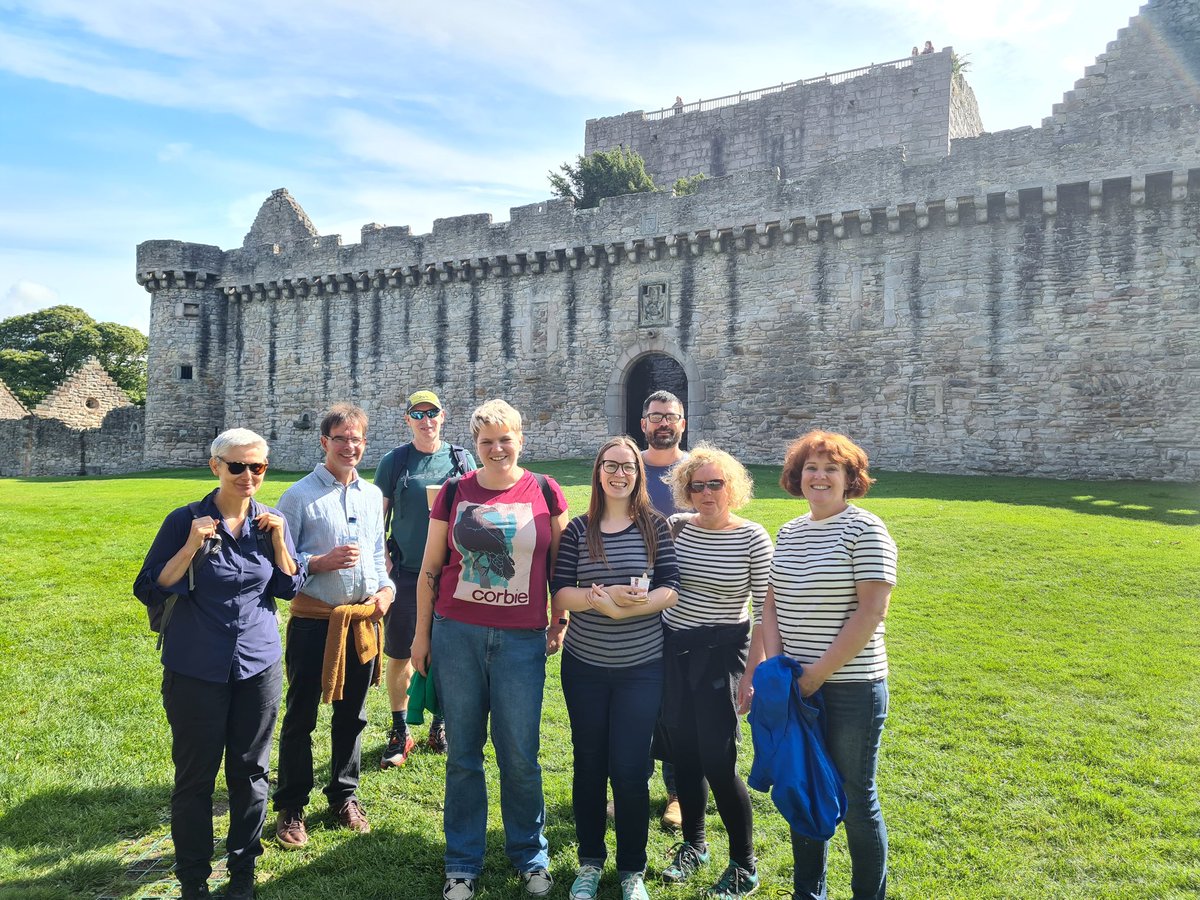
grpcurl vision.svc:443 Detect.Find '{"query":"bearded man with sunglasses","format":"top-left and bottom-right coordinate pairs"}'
top-left (273, 403), bottom-right (395, 847)
top-left (374, 390), bottom-right (476, 769)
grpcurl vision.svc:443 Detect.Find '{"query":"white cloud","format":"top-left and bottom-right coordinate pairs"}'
top-left (2, 279), bottom-right (60, 318)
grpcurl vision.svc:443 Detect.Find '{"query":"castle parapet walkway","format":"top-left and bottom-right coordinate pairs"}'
top-left (643, 54), bottom-right (919, 121)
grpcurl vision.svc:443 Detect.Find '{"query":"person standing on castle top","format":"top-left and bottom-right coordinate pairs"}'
top-left (673, 95), bottom-right (684, 115)
top-left (640, 389), bottom-right (689, 831)
top-left (272, 403), bottom-right (395, 847)
top-left (920, 40), bottom-right (934, 55)
top-left (374, 390), bottom-right (476, 769)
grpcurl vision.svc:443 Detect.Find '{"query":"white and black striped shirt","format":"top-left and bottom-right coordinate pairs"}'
top-left (551, 515), bottom-right (680, 668)
top-left (663, 519), bottom-right (773, 631)
top-left (770, 505), bottom-right (897, 682)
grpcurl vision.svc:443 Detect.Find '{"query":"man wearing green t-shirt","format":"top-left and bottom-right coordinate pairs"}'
top-left (374, 390), bottom-right (476, 769)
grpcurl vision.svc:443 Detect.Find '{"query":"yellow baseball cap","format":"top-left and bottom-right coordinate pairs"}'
top-left (406, 390), bottom-right (441, 411)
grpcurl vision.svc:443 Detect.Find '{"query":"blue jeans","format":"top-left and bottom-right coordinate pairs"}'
top-left (432, 615), bottom-right (549, 879)
top-left (561, 652), bottom-right (663, 874)
top-left (791, 679), bottom-right (889, 900)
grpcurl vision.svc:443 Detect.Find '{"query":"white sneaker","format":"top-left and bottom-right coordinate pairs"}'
top-left (522, 868), bottom-right (554, 897)
top-left (570, 864), bottom-right (602, 900)
top-left (442, 877), bottom-right (475, 900)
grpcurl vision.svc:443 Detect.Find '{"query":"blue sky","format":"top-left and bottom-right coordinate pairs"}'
top-left (0, 0), bottom-right (1146, 335)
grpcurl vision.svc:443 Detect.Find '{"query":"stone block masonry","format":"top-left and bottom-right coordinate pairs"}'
top-left (130, 0), bottom-right (1197, 482)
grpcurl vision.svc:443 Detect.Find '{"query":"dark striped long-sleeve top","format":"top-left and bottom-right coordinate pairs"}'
top-left (551, 514), bottom-right (680, 667)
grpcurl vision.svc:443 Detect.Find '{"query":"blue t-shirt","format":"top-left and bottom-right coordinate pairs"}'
top-left (643, 454), bottom-right (689, 517)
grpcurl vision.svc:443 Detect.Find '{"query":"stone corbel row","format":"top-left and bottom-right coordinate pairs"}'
top-left (196, 166), bottom-right (1196, 299)
top-left (137, 270), bottom-right (216, 292)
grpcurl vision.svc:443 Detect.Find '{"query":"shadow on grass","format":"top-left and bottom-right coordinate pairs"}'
top-left (0, 858), bottom-right (128, 900)
top-left (0, 784), bottom-right (173, 899)
top-left (745, 465), bottom-right (1199, 527)
top-left (0, 783), bottom-right (171, 857)
top-left (259, 820), bottom-right (581, 899)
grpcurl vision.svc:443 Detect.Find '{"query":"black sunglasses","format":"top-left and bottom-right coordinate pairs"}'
top-left (219, 457), bottom-right (268, 475)
top-left (687, 479), bottom-right (725, 494)
top-left (408, 408), bottom-right (442, 420)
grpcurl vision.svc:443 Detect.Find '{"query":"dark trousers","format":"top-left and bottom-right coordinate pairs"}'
top-left (161, 660), bottom-right (282, 885)
top-left (663, 654), bottom-right (754, 866)
top-left (273, 617), bottom-right (375, 811)
top-left (561, 653), bottom-right (664, 874)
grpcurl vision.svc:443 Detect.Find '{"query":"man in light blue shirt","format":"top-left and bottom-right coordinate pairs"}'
top-left (273, 403), bottom-right (394, 847)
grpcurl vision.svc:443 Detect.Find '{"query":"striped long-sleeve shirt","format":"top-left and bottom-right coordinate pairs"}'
top-left (551, 515), bottom-right (680, 667)
top-left (770, 504), bottom-right (897, 682)
top-left (662, 518), bottom-right (773, 631)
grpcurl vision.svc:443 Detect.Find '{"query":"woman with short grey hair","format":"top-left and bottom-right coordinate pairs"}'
top-left (135, 428), bottom-right (302, 900)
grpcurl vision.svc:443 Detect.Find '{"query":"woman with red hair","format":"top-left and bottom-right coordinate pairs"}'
top-left (745, 430), bottom-right (897, 900)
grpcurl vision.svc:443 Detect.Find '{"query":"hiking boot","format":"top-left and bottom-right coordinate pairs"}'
top-left (569, 864), bottom-right (602, 900)
top-left (620, 871), bottom-right (651, 900)
top-left (705, 861), bottom-right (760, 898)
top-left (333, 797), bottom-right (371, 833)
top-left (661, 794), bottom-right (681, 830)
top-left (521, 867), bottom-right (554, 896)
top-left (661, 841), bottom-right (709, 883)
top-left (223, 870), bottom-right (256, 900)
top-left (443, 878), bottom-right (476, 900)
top-left (427, 719), bottom-right (448, 754)
top-left (380, 728), bottom-right (416, 769)
top-left (180, 883), bottom-right (211, 900)
top-left (274, 808), bottom-right (308, 849)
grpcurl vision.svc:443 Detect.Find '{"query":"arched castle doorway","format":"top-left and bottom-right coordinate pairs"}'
top-left (624, 354), bottom-right (688, 449)
top-left (605, 339), bottom-right (704, 449)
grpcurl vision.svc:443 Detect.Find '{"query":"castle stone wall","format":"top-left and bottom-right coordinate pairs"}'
top-left (584, 51), bottom-right (975, 186)
top-left (129, 0), bottom-right (1198, 483)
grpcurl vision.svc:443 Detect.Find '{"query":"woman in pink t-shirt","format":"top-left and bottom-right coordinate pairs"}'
top-left (412, 399), bottom-right (568, 900)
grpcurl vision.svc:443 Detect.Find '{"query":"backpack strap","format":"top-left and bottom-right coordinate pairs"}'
top-left (668, 513), bottom-right (696, 541)
top-left (382, 444), bottom-right (412, 533)
top-left (448, 444), bottom-right (471, 476)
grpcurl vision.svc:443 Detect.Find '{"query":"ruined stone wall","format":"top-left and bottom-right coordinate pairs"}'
top-left (584, 51), bottom-right (975, 186)
top-left (31, 358), bottom-right (133, 429)
top-left (0, 406), bottom-right (144, 478)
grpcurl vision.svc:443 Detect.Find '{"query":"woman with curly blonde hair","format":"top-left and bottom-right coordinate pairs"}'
top-left (658, 444), bottom-right (773, 899)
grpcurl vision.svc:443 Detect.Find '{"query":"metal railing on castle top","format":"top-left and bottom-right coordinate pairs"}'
top-left (643, 54), bottom-right (919, 121)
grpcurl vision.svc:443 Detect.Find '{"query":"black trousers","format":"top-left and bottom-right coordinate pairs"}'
top-left (161, 660), bottom-right (282, 885)
top-left (663, 653), bottom-right (755, 867)
top-left (273, 617), bottom-right (376, 811)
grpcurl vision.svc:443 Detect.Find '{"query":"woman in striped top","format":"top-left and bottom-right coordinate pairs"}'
top-left (660, 445), bottom-right (773, 900)
top-left (551, 436), bottom-right (679, 900)
top-left (749, 431), bottom-right (897, 900)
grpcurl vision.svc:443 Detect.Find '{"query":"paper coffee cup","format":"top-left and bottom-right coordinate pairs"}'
top-left (630, 575), bottom-right (650, 591)
top-left (426, 484), bottom-right (441, 509)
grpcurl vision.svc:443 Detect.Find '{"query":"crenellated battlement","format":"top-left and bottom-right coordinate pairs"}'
top-left (132, 0), bottom-right (1200, 481)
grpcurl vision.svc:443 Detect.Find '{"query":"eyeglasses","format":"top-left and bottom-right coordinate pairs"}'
top-left (687, 479), bottom-right (726, 494)
top-left (645, 413), bottom-right (682, 425)
top-left (325, 435), bottom-right (366, 447)
top-left (219, 457), bottom-right (268, 475)
top-left (408, 408), bottom-right (441, 420)
top-left (600, 460), bottom-right (638, 475)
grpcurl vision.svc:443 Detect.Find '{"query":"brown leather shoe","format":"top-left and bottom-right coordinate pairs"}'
top-left (275, 808), bottom-right (308, 849)
top-left (333, 797), bottom-right (371, 833)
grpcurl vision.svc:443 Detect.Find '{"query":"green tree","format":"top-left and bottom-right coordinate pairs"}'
top-left (0, 305), bottom-right (148, 407)
top-left (672, 173), bottom-right (707, 196)
top-left (548, 147), bottom-right (657, 209)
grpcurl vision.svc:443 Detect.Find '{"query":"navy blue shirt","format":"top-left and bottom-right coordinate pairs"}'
top-left (135, 489), bottom-right (303, 683)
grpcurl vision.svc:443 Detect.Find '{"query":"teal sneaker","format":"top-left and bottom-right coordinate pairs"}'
top-left (705, 861), bottom-right (759, 898)
top-left (569, 865), bottom-right (602, 900)
top-left (661, 842), bottom-right (709, 883)
top-left (620, 871), bottom-right (650, 900)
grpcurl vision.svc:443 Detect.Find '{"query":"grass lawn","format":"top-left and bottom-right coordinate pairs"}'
top-left (0, 462), bottom-right (1197, 899)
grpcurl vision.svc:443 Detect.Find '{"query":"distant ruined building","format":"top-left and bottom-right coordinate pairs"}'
top-left (0, 359), bottom-right (142, 476)
top-left (10, 0), bottom-right (1199, 481)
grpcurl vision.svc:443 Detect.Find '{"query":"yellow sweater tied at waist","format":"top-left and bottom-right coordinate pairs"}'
top-left (289, 593), bottom-right (382, 703)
